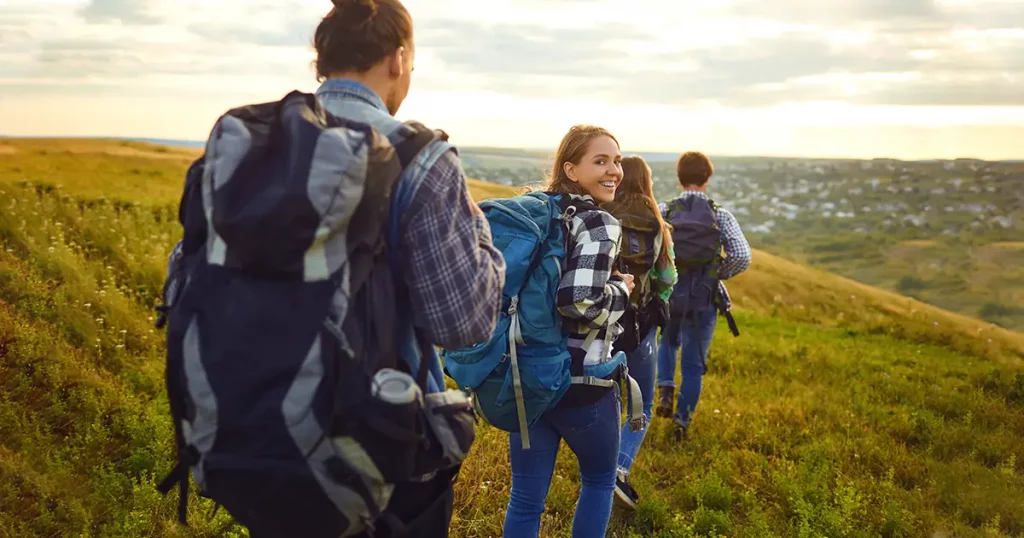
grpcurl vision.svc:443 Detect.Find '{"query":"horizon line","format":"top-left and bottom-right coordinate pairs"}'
top-left (2, 134), bottom-right (1021, 163)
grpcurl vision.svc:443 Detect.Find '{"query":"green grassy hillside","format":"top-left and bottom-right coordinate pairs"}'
top-left (1, 138), bottom-right (1023, 537)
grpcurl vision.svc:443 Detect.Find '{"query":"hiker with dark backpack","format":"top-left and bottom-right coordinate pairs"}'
top-left (444, 125), bottom-right (643, 537)
top-left (154, 1), bottom-right (506, 537)
top-left (600, 155), bottom-right (678, 510)
top-left (657, 151), bottom-right (751, 441)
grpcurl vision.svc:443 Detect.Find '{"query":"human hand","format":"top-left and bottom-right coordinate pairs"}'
top-left (613, 269), bottom-right (635, 295)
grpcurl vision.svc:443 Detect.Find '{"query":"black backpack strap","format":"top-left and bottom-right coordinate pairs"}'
top-left (720, 306), bottom-right (740, 337)
top-left (394, 122), bottom-right (447, 168)
top-left (711, 285), bottom-right (740, 337)
top-left (156, 445), bottom-right (200, 525)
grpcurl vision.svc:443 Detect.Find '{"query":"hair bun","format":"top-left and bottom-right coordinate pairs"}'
top-left (332, 0), bottom-right (378, 22)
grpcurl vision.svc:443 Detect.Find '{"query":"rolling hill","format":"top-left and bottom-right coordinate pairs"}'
top-left (1, 138), bottom-right (1023, 537)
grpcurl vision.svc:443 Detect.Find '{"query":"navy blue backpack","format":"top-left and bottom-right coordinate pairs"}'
top-left (155, 91), bottom-right (476, 538)
top-left (664, 195), bottom-right (739, 339)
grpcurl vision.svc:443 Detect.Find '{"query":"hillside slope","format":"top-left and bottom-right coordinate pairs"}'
top-left (1, 139), bottom-right (1022, 537)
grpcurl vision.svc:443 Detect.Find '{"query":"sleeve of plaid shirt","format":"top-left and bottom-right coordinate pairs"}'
top-left (716, 207), bottom-right (752, 280)
top-left (556, 208), bottom-right (630, 330)
top-left (399, 149), bottom-right (506, 349)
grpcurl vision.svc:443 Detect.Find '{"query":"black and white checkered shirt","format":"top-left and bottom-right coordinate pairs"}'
top-left (556, 194), bottom-right (631, 368)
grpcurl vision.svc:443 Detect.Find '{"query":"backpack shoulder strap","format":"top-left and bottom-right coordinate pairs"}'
top-left (386, 122), bottom-right (452, 269)
top-left (706, 197), bottom-right (722, 219)
top-left (393, 121), bottom-right (450, 169)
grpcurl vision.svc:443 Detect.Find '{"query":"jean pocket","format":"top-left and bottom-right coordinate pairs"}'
top-left (559, 394), bottom-right (611, 435)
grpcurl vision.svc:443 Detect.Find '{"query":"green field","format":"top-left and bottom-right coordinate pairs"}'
top-left (2, 139), bottom-right (1023, 537)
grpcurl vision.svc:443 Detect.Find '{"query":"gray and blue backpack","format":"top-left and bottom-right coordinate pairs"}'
top-left (154, 91), bottom-right (476, 538)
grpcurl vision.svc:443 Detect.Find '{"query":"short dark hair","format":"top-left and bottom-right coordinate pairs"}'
top-left (313, 0), bottom-right (413, 82)
top-left (676, 151), bottom-right (714, 187)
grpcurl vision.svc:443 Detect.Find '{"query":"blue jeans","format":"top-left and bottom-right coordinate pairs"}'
top-left (503, 387), bottom-right (621, 538)
top-left (617, 326), bottom-right (657, 475)
top-left (656, 308), bottom-right (717, 428)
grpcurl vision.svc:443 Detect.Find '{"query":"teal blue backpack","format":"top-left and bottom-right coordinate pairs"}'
top-left (443, 191), bottom-right (644, 449)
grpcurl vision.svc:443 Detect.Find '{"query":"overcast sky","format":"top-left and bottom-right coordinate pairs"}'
top-left (2, 0), bottom-right (1023, 159)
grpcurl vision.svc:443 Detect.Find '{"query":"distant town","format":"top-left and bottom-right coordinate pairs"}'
top-left (460, 148), bottom-right (1024, 331)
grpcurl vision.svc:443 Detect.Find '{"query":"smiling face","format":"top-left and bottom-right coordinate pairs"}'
top-left (563, 135), bottom-right (623, 204)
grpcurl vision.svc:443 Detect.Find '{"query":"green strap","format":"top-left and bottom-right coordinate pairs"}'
top-left (508, 297), bottom-right (531, 449)
top-left (570, 375), bottom-right (616, 387)
top-left (622, 367), bottom-right (645, 432)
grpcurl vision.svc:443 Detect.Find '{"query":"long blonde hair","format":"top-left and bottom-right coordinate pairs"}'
top-left (545, 125), bottom-right (619, 196)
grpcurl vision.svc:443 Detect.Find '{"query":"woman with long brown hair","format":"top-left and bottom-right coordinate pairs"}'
top-left (600, 155), bottom-right (677, 509)
top-left (502, 124), bottom-right (636, 538)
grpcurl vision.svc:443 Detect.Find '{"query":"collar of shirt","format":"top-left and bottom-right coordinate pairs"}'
top-left (315, 78), bottom-right (389, 114)
top-left (675, 190), bottom-right (709, 201)
top-left (566, 193), bottom-right (597, 205)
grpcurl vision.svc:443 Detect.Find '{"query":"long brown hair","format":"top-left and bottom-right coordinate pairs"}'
top-left (617, 155), bottom-right (673, 271)
top-left (544, 124), bottom-right (619, 196)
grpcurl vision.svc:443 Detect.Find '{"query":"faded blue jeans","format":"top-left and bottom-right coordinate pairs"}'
top-left (503, 387), bottom-right (621, 538)
top-left (618, 326), bottom-right (658, 475)
top-left (657, 308), bottom-right (717, 428)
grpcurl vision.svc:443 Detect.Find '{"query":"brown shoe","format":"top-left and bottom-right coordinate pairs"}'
top-left (656, 386), bottom-right (674, 418)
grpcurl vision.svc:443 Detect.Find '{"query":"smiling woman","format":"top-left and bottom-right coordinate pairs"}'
top-left (544, 124), bottom-right (623, 204)
top-left (501, 124), bottom-right (635, 538)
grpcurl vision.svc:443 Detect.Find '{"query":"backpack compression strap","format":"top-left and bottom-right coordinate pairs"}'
top-left (507, 296), bottom-right (532, 449)
top-left (572, 320), bottom-right (645, 432)
top-left (717, 299), bottom-right (740, 337)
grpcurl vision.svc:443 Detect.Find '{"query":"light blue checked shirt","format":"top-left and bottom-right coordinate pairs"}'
top-left (659, 191), bottom-right (752, 307)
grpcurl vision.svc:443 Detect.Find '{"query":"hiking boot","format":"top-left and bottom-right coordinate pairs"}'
top-left (656, 386), bottom-right (674, 418)
top-left (613, 472), bottom-right (639, 510)
top-left (673, 417), bottom-right (689, 443)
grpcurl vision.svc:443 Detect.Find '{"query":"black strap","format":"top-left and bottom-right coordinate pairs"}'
top-left (393, 122), bottom-right (446, 169)
top-left (414, 331), bottom-right (433, 394)
top-left (711, 285), bottom-right (739, 337)
top-left (156, 445), bottom-right (200, 525)
top-left (722, 308), bottom-right (740, 337)
top-left (155, 462), bottom-right (189, 524)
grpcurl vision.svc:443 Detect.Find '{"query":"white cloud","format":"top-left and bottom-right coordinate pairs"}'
top-left (1, 0), bottom-right (1022, 159)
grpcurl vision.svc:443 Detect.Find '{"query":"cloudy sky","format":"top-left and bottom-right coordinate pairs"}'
top-left (2, 0), bottom-right (1023, 159)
